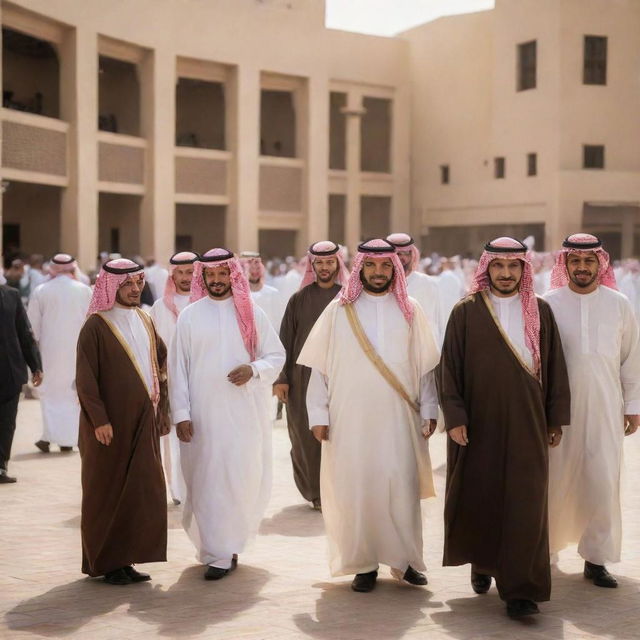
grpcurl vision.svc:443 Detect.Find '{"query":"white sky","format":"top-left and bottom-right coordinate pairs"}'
top-left (325, 0), bottom-right (495, 37)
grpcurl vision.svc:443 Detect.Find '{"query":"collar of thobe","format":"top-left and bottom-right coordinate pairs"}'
top-left (489, 291), bottom-right (520, 306)
top-left (360, 291), bottom-right (390, 304)
top-left (566, 286), bottom-right (601, 300)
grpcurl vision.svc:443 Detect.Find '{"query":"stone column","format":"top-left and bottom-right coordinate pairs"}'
top-left (342, 92), bottom-right (364, 253)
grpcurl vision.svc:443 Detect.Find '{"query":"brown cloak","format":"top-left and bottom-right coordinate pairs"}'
top-left (276, 282), bottom-right (341, 502)
top-left (436, 293), bottom-right (570, 602)
top-left (76, 312), bottom-right (169, 577)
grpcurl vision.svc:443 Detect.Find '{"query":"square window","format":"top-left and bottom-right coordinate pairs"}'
top-left (494, 157), bottom-right (506, 179)
top-left (583, 145), bottom-right (605, 169)
top-left (517, 41), bottom-right (537, 91)
top-left (527, 153), bottom-right (537, 176)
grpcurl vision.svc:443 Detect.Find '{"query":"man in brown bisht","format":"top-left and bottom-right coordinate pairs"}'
top-left (437, 237), bottom-right (570, 618)
top-left (273, 241), bottom-right (349, 510)
top-left (76, 258), bottom-right (169, 585)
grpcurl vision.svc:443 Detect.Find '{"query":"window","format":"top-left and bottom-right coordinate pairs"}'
top-left (584, 36), bottom-right (607, 85)
top-left (440, 165), bottom-right (450, 184)
top-left (527, 153), bottom-right (537, 176)
top-left (517, 40), bottom-right (537, 91)
top-left (494, 157), bottom-right (505, 179)
top-left (583, 145), bottom-right (605, 169)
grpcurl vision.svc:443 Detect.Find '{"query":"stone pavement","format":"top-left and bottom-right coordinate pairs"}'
top-left (1, 397), bottom-right (639, 640)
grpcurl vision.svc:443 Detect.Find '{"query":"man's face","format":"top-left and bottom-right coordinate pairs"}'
top-left (172, 265), bottom-right (194, 294)
top-left (204, 265), bottom-right (232, 299)
top-left (396, 249), bottom-right (413, 274)
top-left (566, 251), bottom-right (599, 289)
top-left (116, 274), bottom-right (144, 307)
top-left (360, 257), bottom-right (394, 293)
top-left (312, 256), bottom-right (339, 283)
top-left (488, 258), bottom-right (523, 296)
top-left (247, 260), bottom-right (263, 283)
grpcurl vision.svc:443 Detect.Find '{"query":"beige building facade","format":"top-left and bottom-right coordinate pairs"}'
top-left (1, 0), bottom-right (638, 267)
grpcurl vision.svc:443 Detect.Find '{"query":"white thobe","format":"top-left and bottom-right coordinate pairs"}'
top-left (150, 294), bottom-right (190, 503)
top-left (437, 270), bottom-right (465, 329)
top-left (300, 293), bottom-right (440, 577)
top-left (169, 297), bottom-right (285, 568)
top-left (145, 265), bottom-right (169, 301)
top-left (544, 285), bottom-right (640, 564)
top-left (406, 271), bottom-right (443, 346)
top-left (27, 276), bottom-right (92, 446)
top-left (487, 292), bottom-right (533, 370)
top-left (251, 284), bottom-right (283, 332)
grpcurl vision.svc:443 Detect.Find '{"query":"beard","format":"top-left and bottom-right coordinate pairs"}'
top-left (569, 271), bottom-right (598, 288)
top-left (176, 281), bottom-right (192, 293)
top-left (360, 270), bottom-right (393, 294)
top-left (206, 281), bottom-right (232, 298)
top-left (115, 291), bottom-right (140, 307)
top-left (314, 266), bottom-right (339, 283)
top-left (489, 278), bottom-right (519, 295)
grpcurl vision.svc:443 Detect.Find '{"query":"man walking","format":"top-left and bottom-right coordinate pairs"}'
top-left (544, 233), bottom-right (640, 588)
top-left (169, 249), bottom-right (285, 580)
top-left (76, 258), bottom-right (169, 584)
top-left (0, 272), bottom-right (42, 483)
top-left (437, 237), bottom-right (570, 618)
top-left (273, 240), bottom-right (349, 509)
top-left (299, 239), bottom-right (440, 592)
top-left (28, 254), bottom-right (92, 453)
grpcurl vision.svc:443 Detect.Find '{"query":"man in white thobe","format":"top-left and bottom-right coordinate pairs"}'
top-left (150, 251), bottom-right (198, 505)
top-left (544, 233), bottom-right (640, 589)
top-left (387, 233), bottom-right (443, 345)
top-left (299, 239), bottom-right (440, 593)
top-left (240, 251), bottom-right (283, 331)
top-left (27, 254), bottom-right (92, 452)
top-left (169, 248), bottom-right (285, 581)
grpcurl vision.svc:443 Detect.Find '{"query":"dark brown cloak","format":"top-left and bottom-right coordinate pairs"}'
top-left (436, 292), bottom-right (570, 602)
top-left (76, 312), bottom-right (169, 577)
top-left (276, 282), bottom-right (341, 502)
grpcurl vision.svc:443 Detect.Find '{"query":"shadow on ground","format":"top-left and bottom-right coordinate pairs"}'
top-left (293, 578), bottom-right (442, 639)
top-left (6, 564), bottom-right (270, 637)
top-left (259, 504), bottom-right (325, 537)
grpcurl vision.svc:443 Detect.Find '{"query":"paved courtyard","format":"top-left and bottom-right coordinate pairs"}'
top-left (1, 397), bottom-right (639, 639)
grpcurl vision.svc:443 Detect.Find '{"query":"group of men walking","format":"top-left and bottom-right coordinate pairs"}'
top-left (1, 230), bottom-right (637, 620)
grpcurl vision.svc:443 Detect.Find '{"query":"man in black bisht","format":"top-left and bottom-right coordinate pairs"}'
top-left (273, 241), bottom-right (349, 510)
top-left (0, 268), bottom-right (42, 483)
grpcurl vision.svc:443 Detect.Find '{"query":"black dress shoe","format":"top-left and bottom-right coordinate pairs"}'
top-left (0, 470), bottom-right (17, 484)
top-left (104, 568), bottom-right (132, 585)
top-left (311, 499), bottom-right (322, 511)
top-left (35, 440), bottom-right (50, 453)
top-left (204, 565), bottom-right (230, 580)
top-left (471, 571), bottom-right (492, 594)
top-left (60, 446), bottom-right (73, 452)
top-left (401, 566), bottom-right (428, 586)
top-left (122, 566), bottom-right (151, 582)
top-left (506, 599), bottom-right (540, 618)
top-left (351, 570), bottom-right (378, 592)
top-left (584, 561), bottom-right (618, 588)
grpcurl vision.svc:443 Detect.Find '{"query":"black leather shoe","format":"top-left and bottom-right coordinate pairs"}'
top-left (205, 565), bottom-right (230, 580)
top-left (506, 599), bottom-right (539, 618)
top-left (471, 571), bottom-right (492, 594)
top-left (122, 566), bottom-right (151, 582)
top-left (402, 566), bottom-right (428, 586)
top-left (104, 568), bottom-right (132, 585)
top-left (60, 446), bottom-right (73, 452)
top-left (584, 561), bottom-right (618, 588)
top-left (35, 440), bottom-right (50, 453)
top-left (311, 499), bottom-right (322, 511)
top-left (351, 570), bottom-right (378, 592)
top-left (0, 470), bottom-right (17, 484)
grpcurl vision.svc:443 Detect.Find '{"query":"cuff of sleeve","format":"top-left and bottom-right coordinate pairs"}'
top-left (420, 403), bottom-right (439, 421)
top-left (172, 409), bottom-right (191, 424)
top-left (624, 401), bottom-right (640, 415)
top-left (251, 359), bottom-right (271, 380)
top-left (308, 409), bottom-right (330, 429)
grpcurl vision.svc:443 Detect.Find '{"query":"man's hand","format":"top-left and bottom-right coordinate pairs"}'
top-left (548, 427), bottom-right (563, 447)
top-left (32, 370), bottom-right (43, 387)
top-left (176, 420), bottom-right (193, 443)
top-left (448, 425), bottom-right (468, 446)
top-left (311, 425), bottom-right (329, 442)
top-left (624, 415), bottom-right (640, 436)
top-left (227, 365), bottom-right (253, 386)
top-left (421, 419), bottom-right (437, 439)
top-left (95, 423), bottom-right (113, 446)
top-left (273, 383), bottom-right (289, 403)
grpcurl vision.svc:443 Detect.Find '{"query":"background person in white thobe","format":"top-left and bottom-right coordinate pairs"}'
top-left (299, 239), bottom-right (440, 594)
top-left (27, 254), bottom-right (91, 452)
top-left (150, 250), bottom-right (198, 505)
top-left (544, 233), bottom-right (640, 589)
top-left (240, 251), bottom-right (284, 332)
top-left (169, 249), bottom-right (285, 581)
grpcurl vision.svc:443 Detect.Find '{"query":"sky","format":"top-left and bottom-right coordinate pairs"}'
top-left (325, 0), bottom-right (495, 37)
